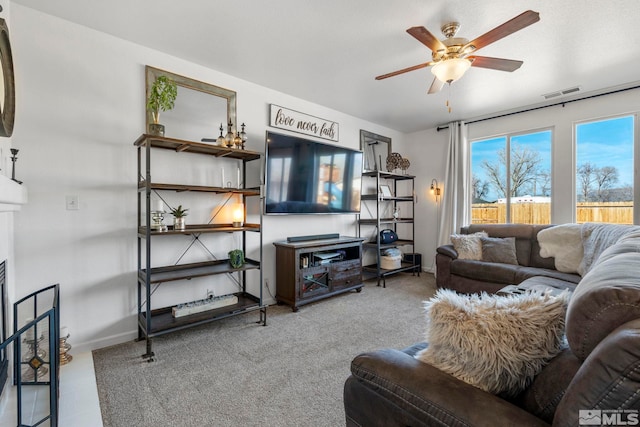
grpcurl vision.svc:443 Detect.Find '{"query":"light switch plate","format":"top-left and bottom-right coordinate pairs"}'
top-left (66, 195), bottom-right (79, 210)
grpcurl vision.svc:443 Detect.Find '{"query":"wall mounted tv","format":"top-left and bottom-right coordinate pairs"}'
top-left (264, 131), bottom-right (363, 215)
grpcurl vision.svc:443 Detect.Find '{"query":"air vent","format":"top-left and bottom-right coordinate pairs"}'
top-left (542, 86), bottom-right (581, 100)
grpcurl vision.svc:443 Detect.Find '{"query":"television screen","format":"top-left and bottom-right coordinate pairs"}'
top-left (265, 131), bottom-right (363, 214)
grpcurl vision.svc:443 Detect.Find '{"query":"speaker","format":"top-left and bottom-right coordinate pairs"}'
top-left (403, 253), bottom-right (422, 273)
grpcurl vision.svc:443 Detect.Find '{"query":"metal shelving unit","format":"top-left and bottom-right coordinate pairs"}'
top-left (135, 134), bottom-right (266, 361)
top-left (357, 170), bottom-right (417, 287)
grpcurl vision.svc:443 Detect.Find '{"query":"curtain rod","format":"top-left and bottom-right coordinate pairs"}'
top-left (435, 83), bottom-right (640, 132)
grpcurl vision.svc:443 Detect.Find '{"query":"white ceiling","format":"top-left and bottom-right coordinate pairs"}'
top-left (12, 0), bottom-right (640, 133)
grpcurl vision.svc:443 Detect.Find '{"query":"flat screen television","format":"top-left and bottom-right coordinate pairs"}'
top-left (264, 131), bottom-right (363, 214)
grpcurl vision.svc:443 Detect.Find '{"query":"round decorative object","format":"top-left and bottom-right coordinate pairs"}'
top-left (386, 152), bottom-right (402, 171)
top-left (400, 157), bottom-right (411, 172)
top-left (0, 18), bottom-right (16, 137)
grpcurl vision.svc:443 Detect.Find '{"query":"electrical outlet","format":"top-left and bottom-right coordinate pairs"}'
top-left (66, 195), bottom-right (79, 210)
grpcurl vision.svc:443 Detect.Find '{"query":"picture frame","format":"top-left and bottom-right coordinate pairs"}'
top-left (360, 130), bottom-right (391, 172)
top-left (379, 185), bottom-right (393, 198)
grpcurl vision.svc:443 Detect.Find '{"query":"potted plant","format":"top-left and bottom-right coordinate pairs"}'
top-left (146, 75), bottom-right (178, 136)
top-left (170, 205), bottom-right (188, 230)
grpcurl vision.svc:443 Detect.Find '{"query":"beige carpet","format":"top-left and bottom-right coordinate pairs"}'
top-left (93, 273), bottom-right (436, 427)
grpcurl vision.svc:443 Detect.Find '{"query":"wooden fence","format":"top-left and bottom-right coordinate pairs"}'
top-left (472, 202), bottom-right (633, 225)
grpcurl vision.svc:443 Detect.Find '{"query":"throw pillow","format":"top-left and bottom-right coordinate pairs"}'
top-left (480, 236), bottom-right (518, 265)
top-left (537, 224), bottom-right (583, 274)
top-left (416, 289), bottom-right (569, 397)
top-left (450, 231), bottom-right (488, 260)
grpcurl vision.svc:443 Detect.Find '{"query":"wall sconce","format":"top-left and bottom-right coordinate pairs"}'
top-left (232, 203), bottom-right (244, 228)
top-left (430, 179), bottom-right (442, 199)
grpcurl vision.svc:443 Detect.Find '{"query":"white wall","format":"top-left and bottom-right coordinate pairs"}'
top-left (10, 5), bottom-right (405, 352)
top-left (399, 128), bottom-right (448, 272)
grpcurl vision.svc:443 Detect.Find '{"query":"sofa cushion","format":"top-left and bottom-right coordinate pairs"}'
top-left (450, 231), bottom-right (487, 260)
top-left (416, 289), bottom-right (570, 397)
top-left (465, 223), bottom-right (535, 266)
top-left (513, 267), bottom-right (581, 285)
top-left (509, 348), bottom-right (581, 424)
top-left (530, 225), bottom-right (557, 269)
top-left (450, 259), bottom-right (520, 285)
top-left (554, 319), bottom-right (640, 426)
top-left (566, 250), bottom-right (640, 361)
top-left (480, 236), bottom-right (518, 265)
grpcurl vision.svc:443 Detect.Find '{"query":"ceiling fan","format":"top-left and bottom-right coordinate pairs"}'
top-left (376, 10), bottom-right (540, 94)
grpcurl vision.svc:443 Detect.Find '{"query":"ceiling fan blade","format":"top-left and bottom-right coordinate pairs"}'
top-left (464, 10), bottom-right (539, 52)
top-left (407, 26), bottom-right (446, 52)
top-left (427, 77), bottom-right (445, 94)
top-left (375, 61), bottom-right (434, 80)
top-left (469, 56), bottom-right (523, 72)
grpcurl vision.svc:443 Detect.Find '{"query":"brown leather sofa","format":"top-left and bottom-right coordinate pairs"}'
top-left (435, 223), bottom-right (580, 294)
top-left (344, 225), bottom-right (640, 426)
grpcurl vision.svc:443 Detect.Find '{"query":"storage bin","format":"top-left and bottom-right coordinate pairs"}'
top-left (380, 254), bottom-right (402, 269)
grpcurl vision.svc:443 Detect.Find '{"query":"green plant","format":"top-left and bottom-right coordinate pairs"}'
top-left (170, 205), bottom-right (189, 218)
top-left (146, 76), bottom-right (178, 124)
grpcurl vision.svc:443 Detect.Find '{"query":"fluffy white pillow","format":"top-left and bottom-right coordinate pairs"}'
top-left (450, 231), bottom-right (488, 260)
top-left (537, 224), bottom-right (583, 273)
top-left (416, 289), bottom-right (569, 397)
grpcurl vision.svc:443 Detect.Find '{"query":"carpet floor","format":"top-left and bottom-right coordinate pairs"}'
top-left (93, 273), bottom-right (436, 427)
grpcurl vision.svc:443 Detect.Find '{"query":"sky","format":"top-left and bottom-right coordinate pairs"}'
top-left (471, 115), bottom-right (634, 202)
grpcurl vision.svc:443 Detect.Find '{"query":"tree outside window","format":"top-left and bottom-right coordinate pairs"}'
top-left (575, 115), bottom-right (634, 223)
top-left (471, 130), bottom-right (552, 224)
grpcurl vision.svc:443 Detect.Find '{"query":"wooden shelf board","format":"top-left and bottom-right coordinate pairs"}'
top-left (363, 261), bottom-right (418, 276)
top-left (363, 239), bottom-right (414, 249)
top-left (138, 181), bottom-right (260, 196)
top-left (362, 170), bottom-right (415, 180)
top-left (139, 292), bottom-right (262, 335)
top-left (358, 218), bottom-right (414, 225)
top-left (361, 195), bottom-right (414, 201)
top-left (139, 223), bottom-right (260, 236)
top-left (139, 259), bottom-right (260, 284)
top-left (134, 134), bottom-right (262, 161)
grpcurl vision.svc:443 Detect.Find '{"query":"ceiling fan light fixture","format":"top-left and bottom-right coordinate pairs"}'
top-left (431, 58), bottom-right (471, 83)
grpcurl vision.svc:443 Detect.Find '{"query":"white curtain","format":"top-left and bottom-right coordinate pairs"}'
top-left (437, 121), bottom-right (470, 246)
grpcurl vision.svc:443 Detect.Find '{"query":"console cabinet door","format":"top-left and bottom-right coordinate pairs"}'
top-left (298, 266), bottom-right (330, 299)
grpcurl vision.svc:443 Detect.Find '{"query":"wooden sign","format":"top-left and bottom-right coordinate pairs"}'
top-left (269, 104), bottom-right (339, 142)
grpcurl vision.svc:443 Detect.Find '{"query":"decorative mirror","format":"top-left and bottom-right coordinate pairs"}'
top-left (0, 18), bottom-right (15, 137)
top-left (359, 130), bottom-right (391, 172)
top-left (145, 66), bottom-right (237, 142)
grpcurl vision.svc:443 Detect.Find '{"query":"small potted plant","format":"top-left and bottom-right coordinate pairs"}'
top-left (146, 75), bottom-right (178, 136)
top-left (170, 205), bottom-right (188, 230)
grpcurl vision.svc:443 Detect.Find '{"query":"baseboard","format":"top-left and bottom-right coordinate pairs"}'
top-left (74, 330), bottom-right (138, 354)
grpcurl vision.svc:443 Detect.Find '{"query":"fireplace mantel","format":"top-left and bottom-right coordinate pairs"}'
top-left (0, 174), bottom-right (27, 212)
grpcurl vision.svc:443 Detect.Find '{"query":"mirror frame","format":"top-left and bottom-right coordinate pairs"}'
top-left (0, 18), bottom-right (15, 137)
top-left (145, 66), bottom-right (237, 136)
top-left (360, 130), bottom-right (392, 172)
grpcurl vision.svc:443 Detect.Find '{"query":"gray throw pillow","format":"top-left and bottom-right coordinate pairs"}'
top-left (481, 236), bottom-right (518, 265)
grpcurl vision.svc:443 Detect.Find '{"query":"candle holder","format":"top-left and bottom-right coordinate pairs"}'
top-left (150, 210), bottom-right (167, 232)
top-left (59, 333), bottom-right (73, 365)
top-left (22, 334), bottom-right (48, 381)
top-left (240, 123), bottom-right (247, 149)
top-left (10, 148), bottom-right (22, 184)
top-left (224, 119), bottom-right (235, 148)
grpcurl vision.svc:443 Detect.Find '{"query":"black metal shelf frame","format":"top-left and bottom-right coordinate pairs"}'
top-left (357, 170), bottom-right (418, 287)
top-left (136, 135), bottom-right (266, 361)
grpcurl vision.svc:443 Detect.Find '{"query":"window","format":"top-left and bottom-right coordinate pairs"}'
top-left (575, 115), bottom-right (634, 224)
top-left (471, 129), bottom-right (552, 224)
